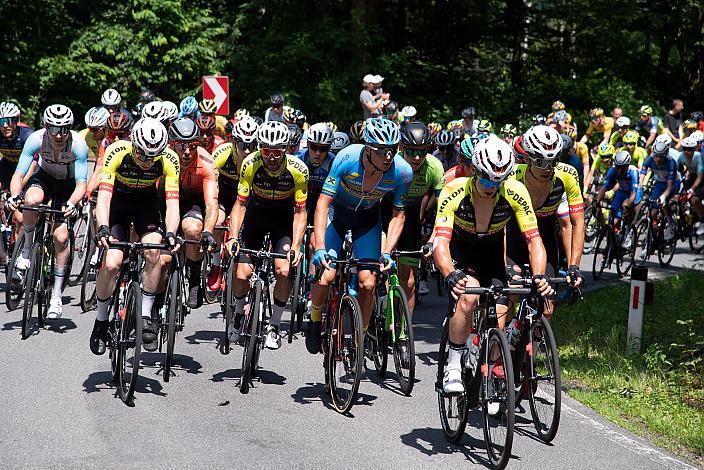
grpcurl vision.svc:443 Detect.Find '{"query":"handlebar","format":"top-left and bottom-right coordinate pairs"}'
top-left (19, 204), bottom-right (67, 216)
top-left (238, 247), bottom-right (289, 260)
top-left (391, 245), bottom-right (431, 258)
top-left (106, 240), bottom-right (170, 251)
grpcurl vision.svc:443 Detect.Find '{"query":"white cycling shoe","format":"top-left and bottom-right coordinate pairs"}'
top-left (443, 367), bottom-right (464, 394)
top-left (47, 297), bottom-right (63, 319)
top-left (265, 325), bottom-right (281, 350)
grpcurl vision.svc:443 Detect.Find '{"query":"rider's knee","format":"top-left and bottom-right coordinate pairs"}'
top-left (358, 272), bottom-right (376, 292)
top-left (181, 219), bottom-right (202, 239)
top-left (53, 226), bottom-right (69, 245)
top-left (275, 263), bottom-right (289, 279)
top-left (142, 248), bottom-right (160, 267)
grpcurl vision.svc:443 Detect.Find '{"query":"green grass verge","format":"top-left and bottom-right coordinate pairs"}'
top-left (552, 270), bottom-right (704, 463)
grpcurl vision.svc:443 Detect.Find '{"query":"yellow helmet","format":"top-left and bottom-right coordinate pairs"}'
top-left (477, 119), bottom-right (492, 133)
top-left (597, 143), bottom-right (615, 158)
top-left (639, 105), bottom-right (653, 116)
top-left (234, 108), bottom-right (250, 119)
top-left (589, 108), bottom-right (604, 120)
top-left (199, 98), bottom-right (218, 114)
top-left (623, 130), bottom-right (640, 144)
top-left (326, 121), bottom-right (338, 133)
top-left (552, 100), bottom-right (565, 111)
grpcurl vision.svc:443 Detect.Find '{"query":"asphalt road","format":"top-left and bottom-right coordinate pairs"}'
top-left (0, 249), bottom-right (701, 469)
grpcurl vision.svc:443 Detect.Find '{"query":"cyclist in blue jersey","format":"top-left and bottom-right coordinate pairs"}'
top-left (6, 105), bottom-right (89, 319)
top-left (635, 105), bottom-right (662, 149)
top-left (305, 117), bottom-right (412, 354)
top-left (295, 123), bottom-right (335, 229)
top-left (639, 139), bottom-right (681, 241)
top-left (596, 151), bottom-right (641, 234)
top-left (0, 102), bottom-right (34, 234)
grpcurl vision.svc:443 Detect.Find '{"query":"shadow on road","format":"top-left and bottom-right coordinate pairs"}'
top-left (140, 352), bottom-right (204, 378)
top-left (400, 424), bottom-right (492, 467)
top-left (291, 382), bottom-right (378, 413)
top-left (82, 370), bottom-right (118, 394)
top-left (184, 329), bottom-right (223, 346)
top-left (2, 318), bottom-right (77, 335)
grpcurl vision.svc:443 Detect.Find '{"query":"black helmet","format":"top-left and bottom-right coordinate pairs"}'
top-left (270, 94), bottom-right (284, 105)
top-left (139, 88), bottom-right (154, 104)
top-left (292, 109), bottom-right (306, 128)
top-left (252, 116), bottom-right (264, 126)
top-left (168, 117), bottom-right (199, 142)
top-left (691, 111), bottom-right (703, 122)
top-left (400, 121), bottom-right (431, 147)
top-left (131, 102), bottom-right (144, 121)
top-left (532, 113), bottom-right (546, 125)
top-left (287, 124), bottom-right (302, 147)
top-left (560, 133), bottom-right (572, 155)
top-left (435, 129), bottom-right (456, 147)
top-left (462, 107), bottom-right (476, 119)
top-left (385, 100), bottom-right (398, 114)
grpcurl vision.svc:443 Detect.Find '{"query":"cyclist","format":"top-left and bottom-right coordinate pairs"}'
top-left (383, 101), bottom-right (403, 125)
top-left (305, 117), bottom-right (411, 355)
top-left (224, 121), bottom-right (309, 350)
top-left (596, 150), bottom-right (642, 235)
top-left (141, 101), bottom-right (163, 120)
top-left (461, 107), bottom-right (477, 136)
top-left (86, 111), bottom-right (132, 196)
top-left (635, 105), bottom-right (664, 149)
top-left (161, 101), bottom-right (179, 127)
top-left (427, 122), bottom-right (442, 140)
top-left (401, 106), bottom-right (418, 125)
top-left (179, 96), bottom-right (198, 119)
top-left (639, 138), bottom-right (681, 241)
top-left (433, 135), bottom-right (551, 394)
top-left (547, 100), bottom-right (573, 127)
top-left (198, 98), bottom-right (228, 139)
top-left (583, 143), bottom-right (615, 199)
top-left (350, 120), bottom-right (365, 144)
top-left (6, 105), bottom-right (89, 319)
top-left (287, 124), bottom-right (303, 154)
top-left (264, 94), bottom-right (285, 123)
top-left (79, 107), bottom-right (109, 161)
top-left (580, 107), bottom-right (614, 148)
top-left (443, 137), bottom-right (474, 183)
top-left (196, 114), bottom-right (226, 154)
top-left (90, 117), bottom-right (180, 355)
top-left (101, 88), bottom-right (130, 116)
top-left (331, 131), bottom-right (350, 156)
top-left (500, 124), bottom-right (517, 143)
top-left (294, 123), bottom-right (335, 230)
top-left (434, 129), bottom-right (458, 170)
top-left (622, 129), bottom-right (648, 169)
top-left (677, 136), bottom-right (704, 234)
top-left (610, 116), bottom-right (631, 148)
top-left (476, 119), bottom-right (492, 139)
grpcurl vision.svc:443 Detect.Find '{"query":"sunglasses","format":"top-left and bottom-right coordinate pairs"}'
top-left (532, 158), bottom-right (554, 169)
top-left (88, 127), bottom-right (103, 133)
top-left (114, 131), bottom-right (129, 139)
top-left (0, 117), bottom-right (19, 126)
top-left (174, 141), bottom-right (198, 152)
top-left (47, 125), bottom-right (70, 136)
top-left (134, 148), bottom-right (154, 162)
top-left (369, 145), bottom-right (398, 158)
top-left (261, 147), bottom-right (285, 159)
top-left (309, 143), bottom-right (331, 153)
top-left (236, 140), bottom-right (257, 152)
top-left (477, 174), bottom-right (501, 190)
top-left (439, 145), bottom-right (453, 152)
top-left (404, 148), bottom-right (427, 158)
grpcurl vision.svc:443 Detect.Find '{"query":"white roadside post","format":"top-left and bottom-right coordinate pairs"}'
top-left (627, 266), bottom-right (648, 354)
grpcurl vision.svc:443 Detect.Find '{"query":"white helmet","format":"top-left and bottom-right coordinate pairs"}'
top-left (331, 132), bottom-right (351, 152)
top-left (43, 104), bottom-right (74, 127)
top-left (257, 121), bottom-right (289, 148)
top-left (681, 136), bottom-right (698, 149)
top-left (0, 102), bottom-right (21, 118)
top-left (84, 107), bottom-right (110, 128)
top-left (401, 106), bottom-right (417, 118)
top-left (101, 88), bottom-right (122, 106)
top-left (652, 140), bottom-right (669, 156)
top-left (522, 125), bottom-right (563, 161)
top-left (160, 101), bottom-right (179, 122)
top-left (233, 117), bottom-right (259, 143)
top-left (654, 133), bottom-right (672, 147)
top-left (141, 101), bottom-right (164, 120)
top-left (131, 117), bottom-right (168, 157)
top-left (307, 122), bottom-right (334, 146)
top-left (691, 130), bottom-right (704, 144)
top-left (472, 134), bottom-right (514, 182)
top-left (615, 116), bottom-right (631, 128)
top-left (614, 150), bottom-right (632, 166)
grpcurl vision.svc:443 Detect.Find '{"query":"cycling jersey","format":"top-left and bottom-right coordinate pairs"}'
top-left (635, 116), bottom-right (663, 136)
top-left (295, 148), bottom-right (335, 198)
top-left (627, 146), bottom-right (648, 168)
top-left (16, 129), bottom-right (89, 182)
top-left (561, 153), bottom-right (584, 188)
top-left (584, 117), bottom-right (614, 138)
top-left (0, 125), bottom-right (34, 164)
top-left (321, 144), bottom-right (412, 212)
top-left (435, 176), bottom-right (539, 242)
top-left (203, 135), bottom-right (226, 155)
top-left (99, 141), bottom-right (180, 200)
top-left (179, 146), bottom-right (218, 202)
top-left (640, 155), bottom-right (681, 184)
top-left (603, 165), bottom-right (640, 194)
top-left (677, 151), bottom-right (703, 178)
top-left (401, 153), bottom-right (444, 207)
top-left (237, 151), bottom-right (308, 210)
top-left (99, 134), bottom-right (122, 159)
top-left (574, 141), bottom-right (589, 166)
top-left (212, 143), bottom-right (240, 184)
top-left (443, 163), bottom-right (469, 184)
top-left (78, 128), bottom-right (102, 161)
top-left (510, 163), bottom-right (584, 218)
top-left (433, 148), bottom-right (460, 171)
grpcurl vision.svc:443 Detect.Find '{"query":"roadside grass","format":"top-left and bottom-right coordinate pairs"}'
top-left (552, 270), bottom-right (704, 464)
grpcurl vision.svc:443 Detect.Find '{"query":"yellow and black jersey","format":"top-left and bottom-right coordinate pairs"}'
top-left (99, 141), bottom-right (180, 200)
top-left (510, 162), bottom-right (584, 217)
top-left (237, 151), bottom-right (308, 210)
top-left (212, 142), bottom-right (239, 184)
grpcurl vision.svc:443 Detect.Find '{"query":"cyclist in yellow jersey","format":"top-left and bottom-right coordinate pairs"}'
top-left (610, 116), bottom-right (631, 148)
top-left (583, 143), bottom-right (615, 198)
top-left (580, 107), bottom-right (614, 148)
top-left (224, 121), bottom-right (309, 350)
top-left (90, 118), bottom-right (181, 355)
top-left (622, 130), bottom-right (648, 168)
top-left (79, 107), bottom-right (109, 162)
top-left (433, 136), bottom-right (552, 394)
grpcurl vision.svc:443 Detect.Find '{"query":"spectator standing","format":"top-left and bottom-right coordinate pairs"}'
top-left (264, 94), bottom-right (285, 122)
top-left (663, 99), bottom-right (684, 148)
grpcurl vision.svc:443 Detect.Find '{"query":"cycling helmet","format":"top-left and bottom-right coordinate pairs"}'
top-left (287, 124), bottom-right (302, 147)
top-left (234, 108), bottom-right (250, 120)
top-left (652, 140), bottom-right (669, 156)
top-left (331, 132), bottom-right (350, 152)
top-left (257, 121), bottom-right (289, 148)
top-left (400, 122), bottom-right (431, 147)
top-left (141, 101), bottom-right (163, 120)
top-left (639, 105), bottom-right (653, 116)
top-left (513, 135), bottom-right (527, 160)
top-left (139, 88), bottom-right (154, 104)
top-left (462, 107), bottom-right (476, 119)
top-left (196, 114), bottom-right (216, 132)
top-left (384, 101), bottom-right (398, 114)
top-left (477, 119), bottom-right (492, 133)
top-left (84, 107), bottom-right (109, 128)
top-left (615, 116), bottom-right (631, 128)
top-left (160, 101), bottom-right (179, 122)
top-left (131, 117), bottom-right (169, 157)
top-left (363, 118), bottom-right (400, 146)
top-left (325, 121), bottom-right (338, 133)
top-left (169, 117), bottom-right (200, 142)
top-left (251, 116), bottom-right (264, 126)
top-left (681, 136), bottom-right (697, 150)
top-left (596, 143), bottom-right (615, 158)
top-left (270, 94), bottom-right (284, 105)
top-left (532, 114), bottom-right (546, 125)
top-left (684, 119), bottom-right (698, 131)
top-left (199, 98), bottom-right (218, 114)
top-left (691, 130), bottom-right (704, 144)
top-left (553, 110), bottom-right (567, 122)
top-left (179, 96), bottom-right (198, 117)
top-left (401, 106), bottom-right (417, 119)
top-left (308, 123), bottom-right (334, 146)
top-left (500, 124), bottom-right (517, 137)
top-left (435, 129), bottom-right (456, 147)
top-left (427, 122), bottom-right (442, 136)
top-left (350, 120), bottom-right (365, 142)
top-left (101, 88), bottom-right (121, 106)
top-left (283, 106), bottom-right (294, 123)
top-left (622, 130), bottom-right (640, 145)
top-left (131, 102), bottom-right (145, 121)
top-left (614, 150), bottom-right (631, 166)
top-left (43, 104), bottom-right (74, 127)
top-left (459, 137), bottom-right (475, 160)
top-left (690, 111), bottom-right (703, 122)
top-left (589, 107), bottom-right (604, 120)
top-left (232, 117), bottom-right (259, 143)
top-left (522, 125), bottom-right (563, 161)
top-left (291, 109), bottom-right (306, 128)
top-left (560, 133), bottom-right (573, 154)
top-left (0, 102), bottom-right (21, 118)
top-left (654, 133), bottom-right (672, 147)
top-left (107, 111), bottom-right (131, 132)
top-left (551, 100), bottom-right (565, 111)
top-left (472, 135), bottom-right (514, 182)
top-left (452, 128), bottom-right (464, 141)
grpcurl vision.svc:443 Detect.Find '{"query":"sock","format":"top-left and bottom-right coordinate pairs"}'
top-left (211, 250), bottom-right (221, 267)
top-left (52, 265), bottom-right (66, 300)
top-left (447, 341), bottom-right (465, 370)
top-left (22, 225), bottom-right (35, 258)
top-left (188, 258), bottom-right (201, 285)
top-left (141, 290), bottom-right (155, 319)
top-left (96, 297), bottom-right (111, 321)
top-left (234, 294), bottom-right (246, 315)
top-left (311, 304), bottom-right (323, 322)
top-left (270, 298), bottom-right (286, 327)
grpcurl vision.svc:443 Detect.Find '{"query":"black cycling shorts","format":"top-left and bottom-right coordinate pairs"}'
top-left (450, 234), bottom-right (508, 288)
top-left (218, 179), bottom-right (238, 214)
top-left (109, 190), bottom-right (163, 240)
top-left (0, 158), bottom-right (17, 190)
top-left (180, 196), bottom-right (205, 222)
top-left (240, 204), bottom-right (293, 261)
top-left (26, 168), bottom-right (74, 210)
top-left (505, 216), bottom-right (558, 278)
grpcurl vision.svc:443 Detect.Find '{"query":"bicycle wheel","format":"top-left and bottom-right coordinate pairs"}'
top-left (327, 293), bottom-right (364, 414)
top-left (634, 218), bottom-right (650, 266)
top-left (391, 285), bottom-right (415, 396)
top-left (367, 289), bottom-right (388, 377)
top-left (437, 319), bottom-right (468, 443)
top-left (119, 281), bottom-right (142, 405)
top-left (528, 316), bottom-right (561, 443)
top-left (689, 226), bottom-right (704, 253)
top-left (201, 252), bottom-right (220, 304)
top-left (6, 231), bottom-right (25, 311)
top-left (657, 227), bottom-right (676, 267)
top-left (240, 281), bottom-right (261, 394)
top-left (222, 258), bottom-right (234, 355)
top-left (21, 242), bottom-right (42, 339)
top-left (68, 211), bottom-right (89, 286)
top-left (591, 230), bottom-right (608, 280)
top-left (582, 205), bottom-right (599, 254)
top-left (80, 237), bottom-right (98, 312)
top-left (616, 224), bottom-right (636, 277)
top-left (163, 266), bottom-right (180, 382)
top-left (481, 328), bottom-right (515, 470)
top-left (288, 259), bottom-right (304, 344)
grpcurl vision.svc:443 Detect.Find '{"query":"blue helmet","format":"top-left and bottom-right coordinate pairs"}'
top-left (179, 96), bottom-right (198, 117)
top-left (363, 117), bottom-right (400, 146)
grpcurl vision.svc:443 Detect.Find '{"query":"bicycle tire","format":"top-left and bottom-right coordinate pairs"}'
top-left (591, 230), bottom-right (608, 280)
top-left (80, 235), bottom-right (98, 312)
top-left (289, 259), bottom-right (304, 344)
top-left (689, 228), bottom-right (704, 253)
top-left (21, 241), bottom-right (42, 339)
top-left (327, 293), bottom-right (363, 414)
top-left (657, 229), bottom-right (676, 267)
top-left (68, 212), bottom-right (89, 286)
top-left (582, 205), bottom-right (599, 254)
top-left (437, 319), bottom-right (468, 443)
top-left (391, 286), bottom-right (415, 396)
top-left (368, 289), bottom-right (388, 377)
top-left (6, 231), bottom-right (25, 311)
top-left (528, 316), bottom-right (561, 443)
top-left (616, 224), bottom-right (636, 277)
top-left (119, 281), bottom-right (142, 405)
top-left (240, 281), bottom-right (261, 394)
top-left (163, 266), bottom-right (180, 382)
top-left (223, 258), bottom-right (234, 355)
top-left (634, 218), bottom-right (650, 266)
top-left (202, 252), bottom-right (220, 304)
top-left (481, 328), bottom-right (515, 470)
top-left (109, 297), bottom-right (120, 384)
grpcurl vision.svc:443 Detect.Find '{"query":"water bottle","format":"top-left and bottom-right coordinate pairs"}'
top-left (507, 319), bottom-right (522, 349)
top-left (464, 330), bottom-right (479, 372)
top-left (1, 223), bottom-right (11, 249)
top-left (348, 266), bottom-right (359, 297)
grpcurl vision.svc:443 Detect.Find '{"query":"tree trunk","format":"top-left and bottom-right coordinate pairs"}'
top-left (506, 0), bottom-right (528, 87)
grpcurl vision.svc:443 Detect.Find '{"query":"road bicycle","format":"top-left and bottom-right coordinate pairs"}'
top-left (591, 201), bottom-right (637, 279)
top-left (288, 225), bottom-right (313, 343)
